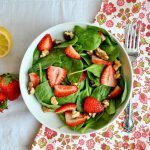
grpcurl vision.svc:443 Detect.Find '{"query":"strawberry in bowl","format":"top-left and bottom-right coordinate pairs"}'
top-left (20, 22), bottom-right (132, 134)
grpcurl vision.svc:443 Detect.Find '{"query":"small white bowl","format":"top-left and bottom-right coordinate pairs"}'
top-left (20, 22), bottom-right (133, 135)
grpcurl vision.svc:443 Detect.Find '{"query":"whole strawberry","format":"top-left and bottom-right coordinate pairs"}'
top-left (0, 74), bottom-right (20, 100)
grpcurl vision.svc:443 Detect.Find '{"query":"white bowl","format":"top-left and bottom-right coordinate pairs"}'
top-left (20, 22), bottom-right (133, 135)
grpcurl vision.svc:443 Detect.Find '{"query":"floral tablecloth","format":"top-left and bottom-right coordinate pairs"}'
top-left (32, 0), bottom-right (150, 149)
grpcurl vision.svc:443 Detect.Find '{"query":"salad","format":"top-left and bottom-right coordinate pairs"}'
top-left (28, 25), bottom-right (127, 133)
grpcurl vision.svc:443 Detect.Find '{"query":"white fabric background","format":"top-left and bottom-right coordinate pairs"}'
top-left (0, 0), bottom-right (102, 150)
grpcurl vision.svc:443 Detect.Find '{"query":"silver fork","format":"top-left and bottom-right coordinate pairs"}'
top-left (123, 23), bottom-right (140, 132)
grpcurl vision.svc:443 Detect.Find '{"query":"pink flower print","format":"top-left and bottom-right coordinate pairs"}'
top-left (139, 13), bottom-right (145, 19)
top-left (147, 24), bottom-right (150, 30)
top-left (147, 12), bottom-right (150, 23)
top-left (44, 128), bottom-right (57, 139)
top-left (126, 0), bottom-right (136, 3)
top-left (146, 46), bottom-right (150, 55)
top-left (134, 131), bottom-right (141, 139)
top-left (117, 0), bottom-right (125, 6)
top-left (137, 21), bottom-right (145, 32)
top-left (123, 135), bottom-right (129, 141)
top-left (134, 67), bottom-right (143, 74)
top-left (86, 139), bottom-right (95, 149)
top-left (132, 102), bottom-right (138, 109)
top-left (146, 31), bottom-right (150, 36)
top-left (135, 140), bottom-right (146, 150)
top-left (90, 133), bottom-right (96, 137)
top-left (106, 20), bottom-right (114, 28)
top-left (103, 130), bottom-right (113, 138)
top-left (139, 93), bottom-right (147, 104)
top-left (103, 2), bottom-right (116, 15)
top-left (122, 142), bottom-right (129, 149)
top-left (77, 147), bottom-right (82, 150)
top-left (142, 131), bottom-right (148, 138)
top-left (46, 144), bottom-right (53, 150)
top-left (78, 139), bottom-right (84, 145)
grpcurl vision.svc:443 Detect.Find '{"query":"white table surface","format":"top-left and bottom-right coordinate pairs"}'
top-left (0, 0), bottom-right (102, 149)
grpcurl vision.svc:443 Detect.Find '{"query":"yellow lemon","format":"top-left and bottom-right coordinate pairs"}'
top-left (0, 26), bottom-right (12, 57)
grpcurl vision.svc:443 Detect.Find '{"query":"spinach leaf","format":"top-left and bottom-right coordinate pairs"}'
top-left (67, 59), bottom-right (83, 83)
top-left (78, 80), bottom-right (86, 91)
top-left (56, 92), bottom-right (79, 105)
top-left (100, 44), bottom-right (116, 55)
top-left (74, 25), bottom-right (85, 35)
top-left (106, 100), bottom-right (116, 115)
top-left (109, 48), bottom-right (120, 62)
top-left (41, 102), bottom-right (60, 111)
top-left (87, 71), bottom-right (100, 86)
top-left (54, 36), bottom-right (78, 48)
top-left (81, 54), bottom-right (91, 65)
top-left (33, 48), bottom-right (40, 65)
top-left (69, 64), bottom-right (104, 78)
top-left (39, 63), bottom-right (43, 83)
top-left (35, 81), bottom-right (53, 104)
top-left (71, 123), bottom-right (85, 131)
top-left (91, 85), bottom-right (111, 101)
top-left (29, 48), bottom-right (64, 72)
top-left (77, 79), bottom-right (92, 112)
top-left (86, 64), bottom-right (104, 77)
top-left (42, 70), bottom-right (48, 82)
top-left (78, 30), bottom-right (101, 50)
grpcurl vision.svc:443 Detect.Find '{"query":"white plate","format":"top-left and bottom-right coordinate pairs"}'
top-left (19, 22), bottom-right (133, 135)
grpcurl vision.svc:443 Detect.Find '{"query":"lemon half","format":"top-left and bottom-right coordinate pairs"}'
top-left (0, 26), bottom-right (12, 57)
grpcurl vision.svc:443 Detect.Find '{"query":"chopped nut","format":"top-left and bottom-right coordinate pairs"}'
top-left (42, 106), bottom-right (51, 112)
top-left (28, 81), bottom-right (33, 88)
top-left (103, 100), bottom-right (109, 108)
top-left (29, 87), bottom-right (35, 95)
top-left (87, 50), bottom-right (93, 56)
top-left (99, 32), bottom-right (106, 41)
top-left (92, 113), bottom-right (96, 118)
top-left (40, 50), bottom-right (49, 58)
top-left (53, 39), bottom-right (62, 46)
top-left (63, 31), bottom-right (74, 40)
top-left (51, 96), bottom-right (58, 105)
top-left (114, 71), bottom-right (121, 79)
top-left (72, 110), bottom-right (80, 118)
top-left (86, 115), bottom-right (91, 120)
top-left (89, 113), bottom-right (92, 117)
top-left (95, 48), bottom-right (109, 60)
top-left (72, 83), bottom-right (78, 86)
top-left (113, 59), bottom-right (121, 71)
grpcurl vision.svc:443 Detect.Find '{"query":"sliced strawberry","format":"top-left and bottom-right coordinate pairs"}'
top-left (65, 45), bottom-right (81, 60)
top-left (0, 92), bottom-right (7, 103)
top-left (108, 86), bottom-right (122, 98)
top-left (37, 34), bottom-right (53, 51)
top-left (47, 66), bottom-right (67, 87)
top-left (100, 65), bottom-right (117, 87)
top-left (84, 97), bottom-right (104, 113)
top-left (65, 111), bottom-right (87, 127)
top-left (29, 73), bottom-right (40, 88)
top-left (99, 32), bottom-right (106, 41)
top-left (80, 71), bottom-right (87, 82)
top-left (92, 55), bottom-right (112, 65)
top-left (54, 85), bottom-right (78, 97)
top-left (55, 103), bottom-right (76, 113)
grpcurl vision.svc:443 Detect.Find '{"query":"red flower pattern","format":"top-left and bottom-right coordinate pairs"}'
top-left (135, 140), bottom-right (146, 150)
top-left (126, 0), bottom-right (136, 3)
top-left (106, 20), bottom-right (114, 27)
top-left (134, 131), bottom-right (141, 139)
top-left (46, 144), bottom-right (53, 150)
top-left (86, 139), bottom-right (95, 149)
top-left (103, 2), bottom-right (116, 15)
top-left (44, 128), bottom-right (57, 139)
top-left (103, 130), bottom-right (113, 138)
top-left (139, 93), bottom-right (148, 104)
